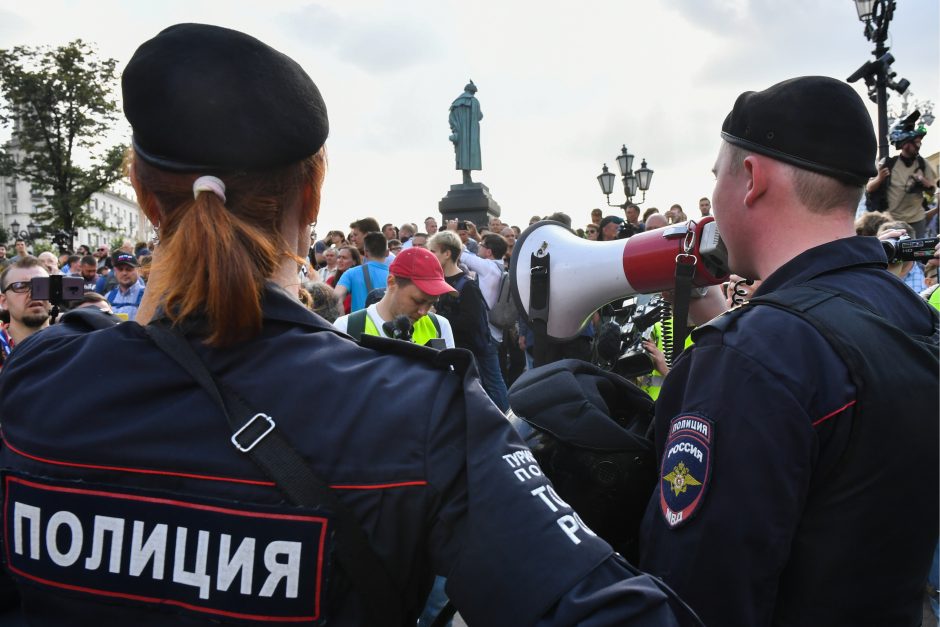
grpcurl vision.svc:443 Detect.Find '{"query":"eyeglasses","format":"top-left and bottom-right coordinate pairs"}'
top-left (2, 281), bottom-right (31, 294)
top-left (587, 229), bottom-right (597, 234)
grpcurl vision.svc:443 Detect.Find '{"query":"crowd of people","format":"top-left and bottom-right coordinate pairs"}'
top-left (0, 21), bottom-right (937, 627)
top-left (0, 238), bottom-right (155, 367)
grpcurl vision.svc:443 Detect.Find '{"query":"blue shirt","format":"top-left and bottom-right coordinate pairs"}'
top-left (337, 261), bottom-right (389, 312)
top-left (106, 282), bottom-right (145, 321)
top-left (903, 261), bottom-right (926, 293)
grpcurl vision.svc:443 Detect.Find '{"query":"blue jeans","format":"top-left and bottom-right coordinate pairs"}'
top-left (929, 541), bottom-right (939, 618)
top-left (418, 576), bottom-right (451, 627)
top-left (477, 336), bottom-right (510, 411)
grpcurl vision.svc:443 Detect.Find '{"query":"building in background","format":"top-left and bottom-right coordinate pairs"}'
top-left (0, 135), bottom-right (146, 250)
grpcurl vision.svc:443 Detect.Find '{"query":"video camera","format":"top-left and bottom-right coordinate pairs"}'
top-left (881, 236), bottom-right (938, 264)
top-left (30, 276), bottom-right (85, 307)
top-left (595, 296), bottom-right (670, 379)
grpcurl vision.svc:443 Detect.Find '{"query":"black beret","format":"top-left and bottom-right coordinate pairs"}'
top-left (721, 76), bottom-right (876, 185)
top-left (123, 23), bottom-right (328, 172)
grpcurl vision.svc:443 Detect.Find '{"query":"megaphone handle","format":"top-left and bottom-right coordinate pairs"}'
top-left (671, 254), bottom-right (697, 363)
top-left (529, 251), bottom-right (552, 367)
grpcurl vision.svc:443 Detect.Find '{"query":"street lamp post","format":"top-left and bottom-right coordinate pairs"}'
top-left (847, 0), bottom-right (911, 161)
top-left (596, 144), bottom-right (654, 208)
top-left (8, 220), bottom-right (42, 242)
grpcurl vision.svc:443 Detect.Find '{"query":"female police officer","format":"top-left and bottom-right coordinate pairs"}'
top-left (0, 24), bottom-right (695, 626)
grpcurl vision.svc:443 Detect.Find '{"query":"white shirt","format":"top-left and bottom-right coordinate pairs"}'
top-left (460, 249), bottom-right (504, 342)
top-left (334, 304), bottom-right (455, 348)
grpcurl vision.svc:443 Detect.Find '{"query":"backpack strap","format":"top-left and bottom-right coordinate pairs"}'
top-left (345, 309), bottom-right (370, 341)
top-left (361, 263), bottom-right (373, 294)
top-left (105, 286), bottom-right (145, 308)
top-left (428, 312), bottom-right (442, 337)
top-left (452, 273), bottom-right (469, 293)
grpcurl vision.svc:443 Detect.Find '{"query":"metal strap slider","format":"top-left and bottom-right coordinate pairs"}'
top-left (231, 413), bottom-right (276, 453)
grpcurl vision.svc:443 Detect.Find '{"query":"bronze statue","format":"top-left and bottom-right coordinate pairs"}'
top-left (449, 80), bottom-right (483, 183)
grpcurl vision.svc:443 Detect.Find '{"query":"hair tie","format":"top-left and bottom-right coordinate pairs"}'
top-left (193, 176), bottom-right (227, 203)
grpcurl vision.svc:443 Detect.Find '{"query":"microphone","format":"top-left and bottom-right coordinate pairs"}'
top-left (382, 315), bottom-right (414, 341)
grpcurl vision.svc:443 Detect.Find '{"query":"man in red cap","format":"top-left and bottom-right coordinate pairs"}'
top-left (333, 246), bottom-right (455, 348)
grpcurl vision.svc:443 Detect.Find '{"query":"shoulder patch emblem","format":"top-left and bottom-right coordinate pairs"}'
top-left (659, 414), bottom-right (713, 528)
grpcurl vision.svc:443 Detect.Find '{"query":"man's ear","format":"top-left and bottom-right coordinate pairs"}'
top-left (742, 155), bottom-right (769, 207)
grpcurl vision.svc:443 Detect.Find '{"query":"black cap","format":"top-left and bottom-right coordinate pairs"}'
top-left (123, 23), bottom-right (329, 172)
top-left (598, 215), bottom-right (624, 230)
top-left (112, 251), bottom-right (138, 268)
top-left (721, 76), bottom-right (876, 185)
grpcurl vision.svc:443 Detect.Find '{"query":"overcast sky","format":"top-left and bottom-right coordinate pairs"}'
top-left (0, 0), bottom-right (937, 234)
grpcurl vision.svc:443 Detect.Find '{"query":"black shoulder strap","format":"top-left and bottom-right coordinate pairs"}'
top-left (346, 309), bottom-right (369, 341)
top-left (143, 323), bottom-right (405, 626)
top-left (361, 263), bottom-right (373, 294)
top-left (428, 312), bottom-right (442, 337)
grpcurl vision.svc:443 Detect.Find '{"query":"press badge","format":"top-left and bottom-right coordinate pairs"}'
top-left (3, 473), bottom-right (332, 623)
top-left (659, 414), bottom-right (713, 528)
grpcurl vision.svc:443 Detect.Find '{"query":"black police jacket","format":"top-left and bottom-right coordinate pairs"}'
top-left (0, 284), bottom-right (694, 626)
top-left (640, 236), bottom-right (939, 627)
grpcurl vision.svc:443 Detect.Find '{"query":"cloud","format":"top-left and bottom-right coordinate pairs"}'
top-left (278, 3), bottom-right (443, 74)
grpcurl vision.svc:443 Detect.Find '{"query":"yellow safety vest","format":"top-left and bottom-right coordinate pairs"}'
top-left (639, 318), bottom-right (694, 400)
top-left (360, 312), bottom-right (442, 346)
top-left (928, 285), bottom-right (940, 312)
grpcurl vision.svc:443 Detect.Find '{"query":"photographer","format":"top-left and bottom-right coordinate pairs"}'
top-left (0, 257), bottom-right (50, 353)
top-left (876, 221), bottom-right (926, 291)
top-left (865, 113), bottom-right (937, 237)
top-left (598, 215), bottom-right (625, 241)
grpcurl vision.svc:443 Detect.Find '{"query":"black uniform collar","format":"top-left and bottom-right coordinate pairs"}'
top-left (754, 236), bottom-right (888, 297)
top-left (260, 282), bottom-right (340, 332)
top-left (149, 282), bottom-right (342, 336)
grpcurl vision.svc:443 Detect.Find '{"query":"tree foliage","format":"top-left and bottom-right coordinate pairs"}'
top-left (0, 39), bottom-right (127, 247)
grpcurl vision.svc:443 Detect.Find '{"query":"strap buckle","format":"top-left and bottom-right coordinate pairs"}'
top-left (231, 413), bottom-right (276, 452)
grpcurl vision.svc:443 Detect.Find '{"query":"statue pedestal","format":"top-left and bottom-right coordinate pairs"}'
top-left (438, 182), bottom-right (501, 229)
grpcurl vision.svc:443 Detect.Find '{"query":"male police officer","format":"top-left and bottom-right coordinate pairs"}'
top-left (639, 76), bottom-right (939, 626)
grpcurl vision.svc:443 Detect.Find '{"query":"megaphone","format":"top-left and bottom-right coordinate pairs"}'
top-left (510, 217), bottom-right (730, 340)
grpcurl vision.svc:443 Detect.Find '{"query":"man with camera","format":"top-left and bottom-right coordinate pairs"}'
top-left (639, 77), bottom-right (938, 627)
top-left (865, 114), bottom-right (937, 238)
top-left (0, 257), bottom-right (51, 363)
top-left (624, 203), bottom-right (645, 235)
